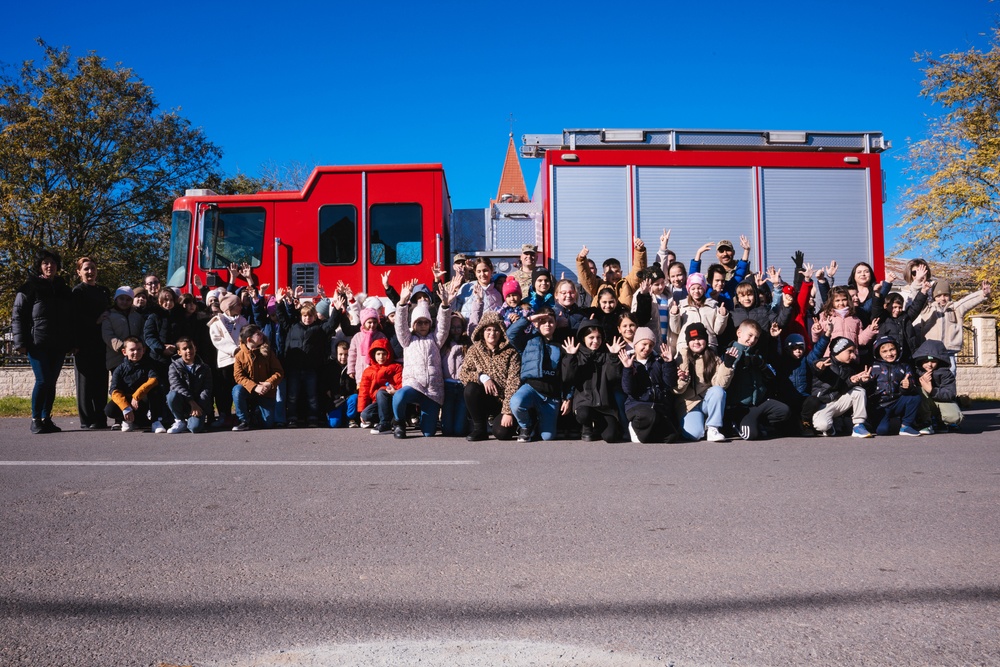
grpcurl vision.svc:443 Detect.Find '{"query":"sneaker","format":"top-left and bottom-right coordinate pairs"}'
top-left (706, 426), bottom-right (727, 442)
top-left (360, 420), bottom-right (373, 429)
top-left (152, 420), bottom-right (167, 434)
top-left (120, 420), bottom-right (134, 433)
top-left (627, 422), bottom-right (641, 443)
top-left (851, 424), bottom-right (874, 439)
top-left (517, 427), bottom-right (531, 443)
top-left (111, 422), bottom-right (122, 431)
top-left (348, 420), bottom-right (359, 428)
top-left (393, 422), bottom-right (407, 439)
top-left (919, 425), bottom-right (935, 435)
top-left (819, 428), bottom-right (835, 437)
top-left (232, 421), bottom-right (250, 432)
top-left (898, 425), bottom-right (922, 437)
top-left (167, 420), bottom-right (188, 434)
top-left (42, 419), bottom-right (61, 433)
top-left (30, 419), bottom-right (44, 434)
top-left (371, 423), bottom-right (392, 435)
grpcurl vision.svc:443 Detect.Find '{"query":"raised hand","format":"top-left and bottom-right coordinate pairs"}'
top-left (802, 263), bottom-right (815, 281)
top-left (670, 300), bottom-right (680, 315)
top-left (913, 264), bottom-right (928, 284)
top-left (578, 245), bottom-right (590, 261)
top-left (332, 291), bottom-right (346, 310)
top-left (660, 228), bottom-right (671, 249)
top-left (607, 336), bottom-right (626, 355)
top-left (792, 250), bottom-right (804, 267)
top-left (766, 265), bottom-right (781, 284)
top-left (381, 270), bottom-right (392, 289)
top-left (718, 301), bottom-right (728, 317)
top-left (561, 338), bottom-right (580, 355)
top-left (316, 283), bottom-right (327, 298)
top-left (659, 342), bottom-right (674, 360)
top-left (633, 237), bottom-right (645, 250)
top-left (982, 280), bottom-right (992, 296)
top-left (868, 317), bottom-right (880, 333)
top-left (827, 260), bottom-right (838, 278)
top-left (294, 285), bottom-right (305, 300)
top-left (770, 321), bottom-right (782, 338)
top-left (193, 274), bottom-right (204, 289)
top-left (618, 349), bottom-right (634, 368)
top-left (739, 234), bottom-right (751, 251)
top-left (432, 262), bottom-right (446, 282)
top-left (696, 242), bottom-right (714, 259)
top-left (637, 278), bottom-right (652, 295)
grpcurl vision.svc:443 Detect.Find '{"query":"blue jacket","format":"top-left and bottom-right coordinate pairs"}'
top-left (508, 316), bottom-right (568, 399)
top-left (621, 355), bottom-right (677, 410)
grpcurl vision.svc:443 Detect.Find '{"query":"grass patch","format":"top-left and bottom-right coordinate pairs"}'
top-left (0, 396), bottom-right (77, 418)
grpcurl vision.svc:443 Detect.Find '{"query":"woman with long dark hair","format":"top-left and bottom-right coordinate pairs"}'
top-left (13, 249), bottom-right (74, 434)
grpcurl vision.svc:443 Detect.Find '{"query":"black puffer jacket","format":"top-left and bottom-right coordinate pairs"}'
top-left (12, 275), bottom-right (73, 352)
top-left (562, 320), bottom-right (622, 412)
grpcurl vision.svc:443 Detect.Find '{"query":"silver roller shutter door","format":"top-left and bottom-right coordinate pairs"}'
top-left (551, 167), bottom-right (632, 280)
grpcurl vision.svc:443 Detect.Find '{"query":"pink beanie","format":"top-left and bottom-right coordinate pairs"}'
top-left (360, 308), bottom-right (379, 325)
top-left (686, 272), bottom-right (707, 290)
top-left (502, 276), bottom-right (522, 299)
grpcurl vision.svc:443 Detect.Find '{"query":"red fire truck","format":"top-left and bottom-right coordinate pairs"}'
top-left (166, 128), bottom-right (888, 293)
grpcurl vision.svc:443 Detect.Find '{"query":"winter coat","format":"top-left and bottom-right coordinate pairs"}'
top-left (673, 349), bottom-right (734, 413)
top-left (621, 355), bottom-right (677, 410)
top-left (561, 320), bottom-right (623, 412)
top-left (396, 302), bottom-right (451, 406)
top-left (813, 310), bottom-right (876, 352)
top-left (458, 311), bottom-right (521, 415)
top-left (12, 275), bottom-right (73, 353)
top-left (208, 313), bottom-right (248, 368)
top-left (71, 282), bottom-right (111, 355)
top-left (872, 289), bottom-right (927, 361)
top-left (723, 341), bottom-right (776, 408)
top-left (670, 299), bottom-right (728, 352)
top-left (459, 282), bottom-right (504, 334)
top-left (912, 340), bottom-right (958, 402)
top-left (109, 356), bottom-right (160, 409)
top-left (811, 356), bottom-right (863, 404)
top-left (508, 315), bottom-right (567, 399)
top-left (167, 357), bottom-right (213, 407)
top-left (347, 327), bottom-right (387, 379)
top-left (776, 335), bottom-right (829, 400)
top-left (144, 306), bottom-right (192, 365)
top-left (356, 338), bottom-right (403, 412)
top-left (914, 290), bottom-right (987, 352)
top-left (279, 304), bottom-right (341, 370)
top-left (232, 342), bottom-right (283, 396)
top-left (870, 335), bottom-right (918, 407)
top-left (101, 308), bottom-right (144, 370)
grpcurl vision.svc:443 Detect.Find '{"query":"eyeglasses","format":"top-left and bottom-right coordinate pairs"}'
top-left (145, 280), bottom-right (159, 286)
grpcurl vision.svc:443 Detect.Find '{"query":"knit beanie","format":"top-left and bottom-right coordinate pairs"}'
top-left (933, 279), bottom-right (951, 298)
top-left (633, 327), bottom-right (656, 346)
top-left (684, 322), bottom-right (708, 342)
top-left (830, 337), bottom-right (855, 356)
top-left (360, 308), bottom-right (379, 326)
top-left (363, 296), bottom-right (384, 311)
top-left (410, 301), bottom-right (433, 331)
top-left (531, 267), bottom-right (552, 284)
top-left (219, 293), bottom-right (240, 314)
top-left (687, 273), bottom-right (707, 290)
top-left (784, 333), bottom-right (806, 348)
top-left (502, 276), bottom-right (522, 299)
top-left (114, 286), bottom-right (134, 300)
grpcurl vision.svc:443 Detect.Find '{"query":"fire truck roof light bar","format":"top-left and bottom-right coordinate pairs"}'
top-left (519, 129), bottom-right (889, 158)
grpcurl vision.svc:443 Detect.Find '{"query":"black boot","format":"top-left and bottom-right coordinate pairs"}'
top-left (466, 424), bottom-right (488, 442)
top-left (30, 419), bottom-right (44, 434)
top-left (393, 420), bottom-right (407, 439)
top-left (580, 425), bottom-right (596, 442)
top-left (42, 419), bottom-right (61, 433)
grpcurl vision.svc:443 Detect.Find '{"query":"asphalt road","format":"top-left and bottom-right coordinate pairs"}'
top-left (1, 406), bottom-right (999, 667)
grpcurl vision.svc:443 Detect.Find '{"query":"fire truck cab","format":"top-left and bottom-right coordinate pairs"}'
top-left (166, 164), bottom-right (451, 296)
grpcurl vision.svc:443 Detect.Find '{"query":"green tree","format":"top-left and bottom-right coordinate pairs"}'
top-left (899, 27), bottom-right (1000, 307)
top-left (0, 40), bottom-right (221, 321)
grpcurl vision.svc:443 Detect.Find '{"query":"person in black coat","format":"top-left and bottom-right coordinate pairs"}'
top-left (12, 249), bottom-right (74, 434)
top-left (71, 256), bottom-right (112, 429)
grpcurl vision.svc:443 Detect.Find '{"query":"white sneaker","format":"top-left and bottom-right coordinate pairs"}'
top-left (152, 420), bottom-right (167, 434)
top-left (167, 420), bottom-right (187, 434)
top-left (120, 420), bottom-right (134, 433)
top-left (706, 426), bottom-right (727, 442)
top-left (627, 422), bottom-right (641, 443)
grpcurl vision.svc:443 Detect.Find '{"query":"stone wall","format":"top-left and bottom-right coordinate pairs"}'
top-left (0, 365), bottom-right (78, 399)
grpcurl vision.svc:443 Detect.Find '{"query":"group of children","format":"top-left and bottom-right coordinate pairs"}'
top-left (53, 236), bottom-right (991, 442)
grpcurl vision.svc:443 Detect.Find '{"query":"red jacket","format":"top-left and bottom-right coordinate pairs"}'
top-left (356, 338), bottom-right (403, 412)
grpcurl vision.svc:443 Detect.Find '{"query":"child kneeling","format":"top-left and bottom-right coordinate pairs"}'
top-left (166, 337), bottom-right (213, 434)
top-left (232, 325), bottom-right (283, 431)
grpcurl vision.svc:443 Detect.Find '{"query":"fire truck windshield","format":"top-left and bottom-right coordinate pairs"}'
top-left (165, 210), bottom-right (191, 287)
top-left (200, 206), bottom-right (266, 270)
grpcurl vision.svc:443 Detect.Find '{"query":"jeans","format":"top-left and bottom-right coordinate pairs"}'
top-left (392, 386), bottom-right (441, 436)
top-left (27, 348), bottom-right (64, 420)
top-left (285, 368), bottom-right (319, 422)
top-left (440, 381), bottom-right (468, 436)
top-left (510, 384), bottom-right (560, 441)
top-left (327, 394), bottom-right (358, 427)
top-left (680, 386), bottom-right (726, 440)
top-left (232, 385), bottom-right (276, 427)
top-left (361, 388), bottom-right (394, 426)
top-left (166, 390), bottom-right (210, 433)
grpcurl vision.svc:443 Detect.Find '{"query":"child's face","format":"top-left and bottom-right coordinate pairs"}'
top-left (688, 337), bottom-right (707, 354)
top-left (247, 332), bottom-right (265, 349)
top-left (300, 310), bottom-right (317, 326)
top-left (505, 292), bottom-right (521, 307)
top-left (450, 317), bottom-right (464, 338)
top-left (413, 318), bottom-right (432, 337)
top-left (832, 293), bottom-right (849, 310)
top-left (534, 274), bottom-right (551, 294)
top-left (336, 347), bottom-right (349, 365)
top-left (650, 278), bottom-right (666, 295)
top-left (879, 343), bottom-right (898, 363)
top-left (736, 325), bottom-right (759, 347)
top-left (668, 266), bottom-right (686, 288)
top-left (115, 295), bottom-right (133, 310)
top-left (363, 317), bottom-right (377, 331)
top-left (921, 358), bottom-right (939, 372)
top-left (710, 273), bottom-right (725, 294)
top-left (599, 293), bottom-right (617, 313)
top-left (133, 294), bottom-right (147, 309)
top-left (688, 283), bottom-right (705, 301)
top-left (834, 346), bottom-right (857, 364)
top-left (475, 264), bottom-right (492, 286)
top-left (555, 283), bottom-right (577, 307)
top-left (373, 349), bottom-right (388, 365)
top-left (789, 345), bottom-right (805, 359)
top-left (583, 329), bottom-right (603, 350)
top-left (178, 341), bottom-right (197, 364)
top-left (617, 318), bottom-right (636, 342)
top-left (482, 325), bottom-right (502, 349)
top-left (123, 341), bottom-right (143, 362)
top-left (935, 293), bottom-right (951, 307)
top-left (537, 316), bottom-right (557, 339)
top-left (737, 291), bottom-right (755, 308)
top-left (634, 339), bottom-right (653, 360)
top-left (890, 300), bottom-right (904, 318)
top-left (848, 289), bottom-right (860, 307)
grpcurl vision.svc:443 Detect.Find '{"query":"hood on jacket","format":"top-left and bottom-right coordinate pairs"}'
top-left (367, 337), bottom-right (396, 364)
top-left (574, 318), bottom-right (604, 345)
top-left (913, 339), bottom-right (951, 366)
top-left (873, 334), bottom-right (900, 361)
top-left (471, 310), bottom-right (510, 344)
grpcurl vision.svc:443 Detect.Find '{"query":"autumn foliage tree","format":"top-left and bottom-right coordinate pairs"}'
top-left (900, 27), bottom-right (1000, 308)
top-left (0, 40), bottom-right (221, 322)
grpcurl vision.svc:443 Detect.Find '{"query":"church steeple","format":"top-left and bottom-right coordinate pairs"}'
top-left (493, 132), bottom-right (529, 204)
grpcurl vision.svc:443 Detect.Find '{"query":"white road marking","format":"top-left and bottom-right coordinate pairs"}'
top-left (0, 460), bottom-right (479, 467)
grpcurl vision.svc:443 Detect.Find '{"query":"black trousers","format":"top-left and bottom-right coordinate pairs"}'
top-left (463, 383), bottom-right (517, 441)
top-left (75, 351), bottom-right (109, 427)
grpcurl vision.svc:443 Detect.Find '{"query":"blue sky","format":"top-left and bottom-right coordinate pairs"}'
top-left (2, 0), bottom-right (995, 258)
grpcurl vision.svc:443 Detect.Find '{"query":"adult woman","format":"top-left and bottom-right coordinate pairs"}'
top-left (12, 249), bottom-right (73, 434)
top-left (458, 310), bottom-right (521, 441)
top-left (144, 287), bottom-right (188, 370)
top-left (847, 261), bottom-right (890, 326)
top-left (71, 257), bottom-right (112, 429)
